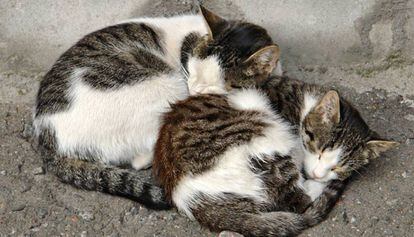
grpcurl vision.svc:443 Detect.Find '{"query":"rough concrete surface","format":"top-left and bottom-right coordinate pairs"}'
top-left (0, 0), bottom-right (413, 236)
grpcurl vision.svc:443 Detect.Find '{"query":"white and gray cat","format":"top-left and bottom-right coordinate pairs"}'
top-left (33, 6), bottom-right (281, 209)
top-left (152, 51), bottom-right (398, 235)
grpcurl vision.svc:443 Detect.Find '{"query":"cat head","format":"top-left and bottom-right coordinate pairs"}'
top-left (300, 90), bottom-right (399, 182)
top-left (187, 6), bottom-right (280, 95)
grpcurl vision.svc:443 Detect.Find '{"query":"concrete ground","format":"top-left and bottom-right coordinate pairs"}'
top-left (0, 0), bottom-right (413, 236)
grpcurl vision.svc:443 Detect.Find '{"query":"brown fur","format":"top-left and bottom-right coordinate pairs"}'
top-left (154, 94), bottom-right (267, 199)
top-left (153, 91), bottom-right (344, 236)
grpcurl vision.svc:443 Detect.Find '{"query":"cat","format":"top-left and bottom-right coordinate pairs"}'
top-left (258, 76), bottom-right (398, 185)
top-left (33, 6), bottom-right (281, 209)
top-left (153, 86), bottom-right (345, 236)
top-left (153, 71), bottom-right (398, 235)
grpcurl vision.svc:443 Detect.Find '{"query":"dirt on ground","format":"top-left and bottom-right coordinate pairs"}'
top-left (0, 0), bottom-right (413, 236)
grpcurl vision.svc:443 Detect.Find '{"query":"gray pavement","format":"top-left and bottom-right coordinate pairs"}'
top-left (1, 0), bottom-right (413, 236)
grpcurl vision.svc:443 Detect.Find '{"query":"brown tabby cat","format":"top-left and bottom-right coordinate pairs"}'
top-left (153, 61), bottom-right (397, 235)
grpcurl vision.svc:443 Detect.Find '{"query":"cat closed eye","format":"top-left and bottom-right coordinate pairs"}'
top-left (231, 85), bottom-right (242, 89)
top-left (305, 130), bottom-right (314, 140)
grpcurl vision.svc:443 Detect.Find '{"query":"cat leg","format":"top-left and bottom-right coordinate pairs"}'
top-left (132, 153), bottom-right (153, 170)
top-left (192, 194), bottom-right (308, 237)
top-left (303, 179), bottom-right (328, 201)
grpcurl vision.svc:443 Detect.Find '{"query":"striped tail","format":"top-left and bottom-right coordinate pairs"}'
top-left (193, 180), bottom-right (345, 237)
top-left (38, 131), bottom-right (171, 210)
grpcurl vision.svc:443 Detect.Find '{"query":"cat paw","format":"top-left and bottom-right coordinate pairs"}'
top-left (132, 153), bottom-right (153, 170)
top-left (218, 231), bottom-right (244, 237)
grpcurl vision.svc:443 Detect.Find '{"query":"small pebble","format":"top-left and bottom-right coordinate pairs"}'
top-left (130, 206), bottom-right (139, 216)
top-left (401, 171), bottom-right (408, 178)
top-left (32, 167), bottom-right (45, 175)
top-left (219, 231), bottom-right (244, 237)
top-left (20, 183), bottom-right (32, 193)
top-left (342, 210), bottom-right (349, 224)
top-left (80, 231), bottom-right (87, 237)
top-left (386, 199), bottom-right (398, 206)
top-left (350, 216), bottom-right (357, 224)
top-left (21, 123), bottom-right (33, 140)
top-left (37, 208), bottom-right (48, 218)
top-left (79, 212), bottom-right (94, 221)
top-left (0, 170), bottom-right (6, 176)
top-left (30, 227), bottom-right (40, 232)
top-left (11, 203), bottom-right (26, 212)
top-left (17, 88), bottom-right (28, 95)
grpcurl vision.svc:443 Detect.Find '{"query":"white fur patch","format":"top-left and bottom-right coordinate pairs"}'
top-left (187, 56), bottom-right (226, 95)
top-left (172, 89), bottom-right (296, 218)
top-left (173, 146), bottom-right (267, 219)
top-left (228, 89), bottom-right (272, 114)
top-left (34, 68), bottom-right (188, 165)
top-left (303, 179), bottom-right (327, 201)
top-left (124, 14), bottom-right (209, 70)
top-left (132, 152), bottom-right (154, 170)
top-left (301, 93), bottom-right (319, 121)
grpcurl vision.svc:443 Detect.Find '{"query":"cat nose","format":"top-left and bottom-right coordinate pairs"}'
top-left (312, 169), bottom-right (325, 179)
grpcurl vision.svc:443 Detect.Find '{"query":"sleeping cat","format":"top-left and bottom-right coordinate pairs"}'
top-left (153, 73), bottom-right (397, 235)
top-left (33, 6), bottom-right (281, 209)
top-left (258, 76), bottom-right (398, 184)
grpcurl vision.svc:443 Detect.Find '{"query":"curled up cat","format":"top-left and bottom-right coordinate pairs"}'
top-left (153, 45), bottom-right (398, 235)
top-left (33, 6), bottom-right (281, 209)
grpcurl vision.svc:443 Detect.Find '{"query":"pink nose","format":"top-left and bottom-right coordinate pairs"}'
top-left (312, 170), bottom-right (325, 179)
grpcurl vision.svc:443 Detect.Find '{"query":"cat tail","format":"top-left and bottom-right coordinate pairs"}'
top-left (38, 132), bottom-right (171, 210)
top-left (194, 180), bottom-right (345, 237)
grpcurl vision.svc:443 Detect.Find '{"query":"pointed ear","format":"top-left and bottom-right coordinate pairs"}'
top-left (315, 90), bottom-right (341, 124)
top-left (366, 140), bottom-right (399, 157)
top-left (200, 6), bottom-right (227, 38)
top-left (242, 45), bottom-right (280, 76)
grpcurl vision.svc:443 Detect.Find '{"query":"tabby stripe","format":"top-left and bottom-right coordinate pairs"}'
top-left (99, 168), bottom-right (112, 193)
top-left (139, 23), bottom-right (163, 53)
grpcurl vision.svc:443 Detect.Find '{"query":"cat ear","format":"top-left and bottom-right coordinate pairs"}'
top-left (315, 90), bottom-right (341, 124)
top-left (242, 45), bottom-right (280, 76)
top-left (366, 140), bottom-right (399, 157)
top-left (200, 6), bottom-right (227, 38)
